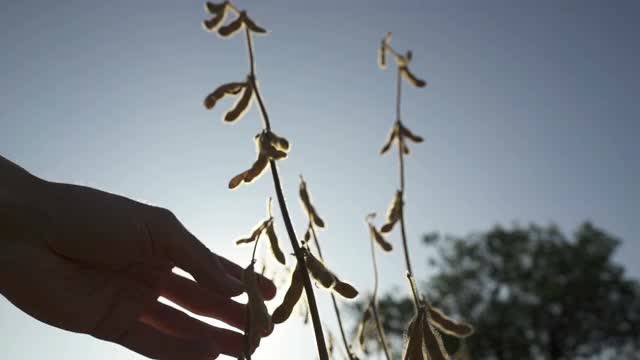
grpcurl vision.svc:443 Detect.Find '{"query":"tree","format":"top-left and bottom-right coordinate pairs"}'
top-left (355, 222), bottom-right (640, 359)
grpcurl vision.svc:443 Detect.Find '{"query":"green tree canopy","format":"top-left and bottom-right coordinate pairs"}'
top-left (356, 223), bottom-right (640, 359)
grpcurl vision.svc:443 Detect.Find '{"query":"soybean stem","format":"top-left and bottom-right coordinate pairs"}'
top-left (395, 66), bottom-right (414, 281)
top-left (242, 26), bottom-right (328, 360)
top-left (309, 224), bottom-right (356, 360)
top-left (368, 224), bottom-right (393, 360)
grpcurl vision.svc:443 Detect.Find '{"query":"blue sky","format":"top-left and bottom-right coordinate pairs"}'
top-left (1, 0), bottom-right (639, 359)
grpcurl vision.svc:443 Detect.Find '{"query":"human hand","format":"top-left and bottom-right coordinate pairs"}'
top-left (0, 180), bottom-right (276, 360)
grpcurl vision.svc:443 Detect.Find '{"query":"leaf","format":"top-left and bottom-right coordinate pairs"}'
top-left (304, 250), bottom-right (335, 288)
top-left (370, 224), bottom-right (393, 251)
top-left (400, 66), bottom-right (427, 88)
top-left (242, 12), bottom-right (268, 34)
top-left (333, 280), bottom-right (358, 299)
top-left (217, 13), bottom-right (244, 38)
top-left (203, 82), bottom-right (245, 110)
top-left (272, 264), bottom-right (304, 324)
top-left (403, 309), bottom-right (427, 360)
top-left (380, 124), bottom-right (399, 155)
top-left (224, 82), bottom-right (253, 122)
top-left (427, 305), bottom-right (474, 338)
top-left (266, 222), bottom-right (286, 265)
top-left (242, 264), bottom-right (272, 350)
top-left (400, 123), bottom-right (424, 143)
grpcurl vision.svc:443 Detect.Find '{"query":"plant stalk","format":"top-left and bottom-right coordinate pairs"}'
top-left (309, 224), bottom-right (356, 360)
top-left (368, 223), bottom-right (393, 360)
top-left (369, 222), bottom-right (391, 360)
top-left (242, 27), bottom-right (329, 360)
top-left (395, 67), bottom-right (414, 280)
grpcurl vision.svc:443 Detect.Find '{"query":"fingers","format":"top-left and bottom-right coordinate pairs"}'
top-left (146, 207), bottom-right (244, 297)
top-left (218, 255), bottom-right (277, 300)
top-left (140, 271), bottom-right (247, 331)
top-left (118, 321), bottom-right (219, 360)
top-left (140, 301), bottom-right (248, 358)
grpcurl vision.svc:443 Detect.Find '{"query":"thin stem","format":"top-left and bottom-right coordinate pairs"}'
top-left (309, 224), bottom-right (356, 360)
top-left (396, 67), bottom-right (414, 278)
top-left (242, 26), bottom-right (328, 360)
top-left (368, 224), bottom-right (393, 360)
top-left (396, 66), bottom-right (402, 125)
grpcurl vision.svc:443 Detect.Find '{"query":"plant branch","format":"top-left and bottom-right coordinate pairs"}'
top-left (395, 67), bottom-right (414, 279)
top-left (368, 222), bottom-right (393, 360)
top-left (309, 224), bottom-right (356, 360)
top-left (242, 26), bottom-right (328, 360)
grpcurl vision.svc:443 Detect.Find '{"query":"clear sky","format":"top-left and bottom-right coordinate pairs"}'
top-left (1, 0), bottom-right (639, 359)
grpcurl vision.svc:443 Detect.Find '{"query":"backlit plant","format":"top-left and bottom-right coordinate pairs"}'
top-left (201, 2), bottom-right (358, 359)
top-left (353, 33), bottom-right (475, 359)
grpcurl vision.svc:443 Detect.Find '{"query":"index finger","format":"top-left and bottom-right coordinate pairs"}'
top-left (146, 207), bottom-right (244, 297)
top-left (217, 255), bottom-right (277, 300)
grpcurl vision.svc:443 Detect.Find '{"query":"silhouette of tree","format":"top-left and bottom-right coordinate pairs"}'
top-left (353, 222), bottom-right (640, 359)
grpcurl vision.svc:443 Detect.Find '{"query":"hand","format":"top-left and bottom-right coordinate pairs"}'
top-left (0, 180), bottom-right (276, 360)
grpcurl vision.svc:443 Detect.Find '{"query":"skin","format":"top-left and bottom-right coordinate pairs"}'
top-left (0, 155), bottom-right (276, 360)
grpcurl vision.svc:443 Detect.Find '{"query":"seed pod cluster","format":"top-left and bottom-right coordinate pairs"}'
top-left (203, 75), bottom-right (254, 123)
top-left (327, 331), bottom-right (336, 357)
top-left (400, 66), bottom-right (427, 88)
top-left (235, 218), bottom-right (271, 245)
top-left (380, 121), bottom-right (424, 155)
top-left (228, 130), bottom-right (291, 189)
top-left (380, 190), bottom-right (403, 233)
top-left (203, 81), bottom-right (246, 110)
top-left (225, 80), bottom-right (254, 122)
top-left (304, 249), bottom-right (358, 299)
top-left (204, 2), bottom-right (269, 39)
top-left (369, 223), bottom-right (392, 251)
top-left (378, 32), bottom-right (392, 70)
top-left (427, 304), bottom-right (474, 338)
top-left (400, 122), bottom-right (424, 143)
top-left (272, 264), bottom-right (304, 324)
top-left (202, 1), bottom-right (228, 31)
top-left (235, 205), bottom-right (286, 265)
top-left (299, 177), bottom-right (325, 228)
top-left (256, 130), bottom-right (290, 160)
top-left (403, 306), bottom-right (449, 360)
top-left (265, 220), bottom-right (286, 265)
top-left (356, 305), bottom-right (373, 353)
top-left (242, 264), bottom-right (272, 351)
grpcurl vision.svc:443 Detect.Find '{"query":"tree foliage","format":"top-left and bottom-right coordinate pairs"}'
top-left (356, 222), bottom-right (640, 359)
